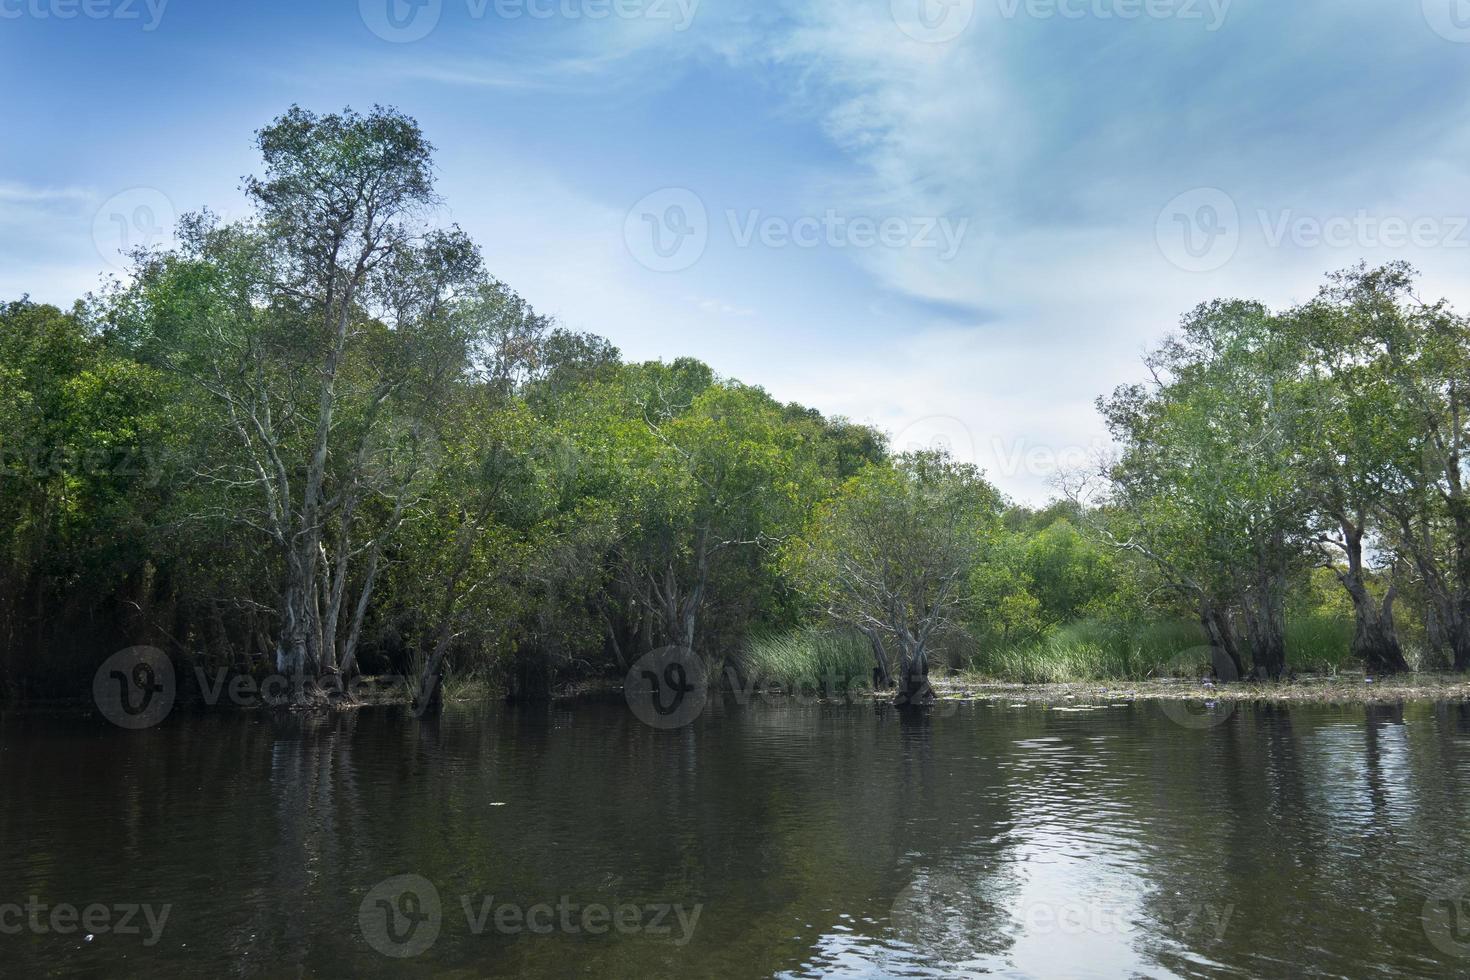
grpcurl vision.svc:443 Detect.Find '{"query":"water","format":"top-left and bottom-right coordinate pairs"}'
top-left (3, 698), bottom-right (1470, 978)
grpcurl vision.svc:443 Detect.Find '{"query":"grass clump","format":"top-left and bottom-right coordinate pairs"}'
top-left (1284, 613), bottom-right (1355, 674)
top-left (743, 627), bottom-right (874, 696)
top-left (971, 618), bottom-right (1208, 684)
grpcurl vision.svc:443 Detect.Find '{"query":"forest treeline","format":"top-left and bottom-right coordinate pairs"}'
top-left (3, 106), bottom-right (1469, 705)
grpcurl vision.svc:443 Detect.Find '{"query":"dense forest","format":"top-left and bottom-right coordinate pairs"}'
top-left (4, 106), bottom-right (1469, 707)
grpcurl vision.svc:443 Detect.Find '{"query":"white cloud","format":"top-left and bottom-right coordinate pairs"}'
top-left (0, 182), bottom-right (92, 203)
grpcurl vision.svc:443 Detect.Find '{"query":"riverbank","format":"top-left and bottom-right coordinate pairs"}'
top-left (933, 672), bottom-right (1470, 706)
top-left (13, 670), bottom-right (1470, 719)
top-left (522, 670), bottom-right (1470, 709)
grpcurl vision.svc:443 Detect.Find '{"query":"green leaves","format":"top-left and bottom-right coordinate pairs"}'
top-left (787, 450), bottom-right (1004, 652)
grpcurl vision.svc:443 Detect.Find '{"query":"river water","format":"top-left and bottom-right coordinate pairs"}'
top-left (3, 698), bottom-right (1469, 978)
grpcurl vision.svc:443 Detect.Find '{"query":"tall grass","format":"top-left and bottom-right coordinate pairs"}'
top-left (385, 652), bottom-right (500, 705)
top-left (969, 613), bottom-right (1358, 683)
top-left (972, 618), bottom-right (1208, 684)
top-left (1285, 613), bottom-right (1355, 674)
top-left (742, 627), bottom-right (874, 695)
top-left (750, 613), bottom-right (1360, 691)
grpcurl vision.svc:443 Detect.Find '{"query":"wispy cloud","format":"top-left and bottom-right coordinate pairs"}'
top-left (8, 0), bottom-right (1469, 502)
top-left (0, 182), bottom-right (92, 204)
top-left (693, 297), bottom-right (755, 317)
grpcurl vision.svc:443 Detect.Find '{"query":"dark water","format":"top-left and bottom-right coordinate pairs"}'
top-left (3, 698), bottom-right (1470, 978)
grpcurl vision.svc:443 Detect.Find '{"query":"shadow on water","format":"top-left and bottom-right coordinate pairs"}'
top-left (3, 699), bottom-right (1470, 978)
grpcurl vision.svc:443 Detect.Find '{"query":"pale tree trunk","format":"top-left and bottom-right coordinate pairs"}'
top-left (1446, 386), bottom-right (1470, 671)
top-left (680, 530), bottom-right (710, 651)
top-left (649, 534), bottom-right (708, 655)
top-left (890, 570), bottom-right (964, 707)
top-left (414, 619), bottom-right (452, 716)
top-left (1426, 603), bottom-right (1446, 661)
top-left (1453, 616), bottom-right (1470, 674)
top-left (894, 640), bottom-right (932, 706)
top-left (860, 625), bottom-right (894, 689)
top-left (334, 479), bottom-right (411, 680)
top-left (277, 243), bottom-right (376, 681)
top-left (1346, 580), bottom-right (1407, 675)
top-left (336, 547), bottom-right (385, 680)
top-left (1394, 375), bottom-right (1470, 670)
top-left (277, 549), bottom-right (313, 677)
top-left (1393, 509), bottom-right (1455, 665)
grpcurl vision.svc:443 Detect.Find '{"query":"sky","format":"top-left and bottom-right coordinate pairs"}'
top-left (4, 0), bottom-right (1470, 501)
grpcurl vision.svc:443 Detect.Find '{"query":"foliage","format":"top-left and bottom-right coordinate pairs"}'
top-left (784, 451), bottom-right (1004, 702)
top-left (5, 109), bottom-right (1469, 701)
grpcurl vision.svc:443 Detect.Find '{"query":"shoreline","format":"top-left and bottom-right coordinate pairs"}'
top-left (929, 673), bottom-right (1470, 707)
top-left (9, 672), bottom-right (1470, 718)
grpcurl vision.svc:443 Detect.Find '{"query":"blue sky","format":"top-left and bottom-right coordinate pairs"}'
top-left (4, 0), bottom-right (1470, 500)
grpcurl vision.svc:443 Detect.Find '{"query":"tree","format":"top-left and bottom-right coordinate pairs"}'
top-left (1313, 264), bottom-right (1470, 670)
top-left (548, 359), bottom-right (833, 673)
top-left (1289, 270), bottom-right (1414, 673)
top-left (108, 106), bottom-right (495, 684)
top-left (1100, 300), bottom-right (1312, 680)
top-left (0, 299), bottom-right (174, 692)
top-left (788, 451), bottom-right (1002, 705)
top-left (969, 516), bottom-right (1119, 649)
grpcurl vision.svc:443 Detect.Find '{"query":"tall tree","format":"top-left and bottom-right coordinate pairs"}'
top-left (788, 451), bottom-right (1002, 705)
top-left (1100, 300), bottom-right (1311, 680)
top-left (1320, 263), bottom-right (1470, 669)
top-left (1289, 271), bottom-right (1413, 673)
top-left (108, 106), bottom-right (493, 683)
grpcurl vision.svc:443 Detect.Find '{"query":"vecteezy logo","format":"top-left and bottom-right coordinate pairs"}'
top-left (92, 646), bottom-right (176, 730)
top-left (360, 0), bottom-right (442, 42)
top-left (624, 188), bottom-right (708, 273)
top-left (889, 870), bottom-right (985, 946)
top-left (890, 416), bottom-right (977, 466)
top-left (359, 874), bottom-right (443, 959)
top-left (891, 0), bottom-right (975, 43)
top-left (625, 646), bottom-right (708, 729)
top-left (92, 188), bottom-right (175, 272)
top-left (1156, 188), bottom-right (1239, 273)
top-left (1424, 0), bottom-right (1470, 42)
top-left (1158, 646), bottom-right (1236, 730)
top-left (1424, 877), bottom-right (1470, 958)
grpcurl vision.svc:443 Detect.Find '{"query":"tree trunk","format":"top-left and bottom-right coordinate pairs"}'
top-left (1454, 506), bottom-right (1470, 672)
top-left (1337, 520), bottom-right (1410, 674)
top-left (1453, 618), bottom-right (1470, 674)
top-left (1342, 571), bottom-right (1409, 675)
top-left (861, 626), bottom-right (894, 689)
top-left (414, 640), bottom-right (448, 716)
top-left (1244, 588), bottom-right (1287, 681)
top-left (893, 635), bottom-right (934, 707)
top-left (277, 550), bottom-right (313, 679)
top-left (1241, 542), bottom-right (1290, 680)
top-left (1449, 469), bottom-right (1470, 672)
top-left (1200, 602), bottom-right (1245, 682)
